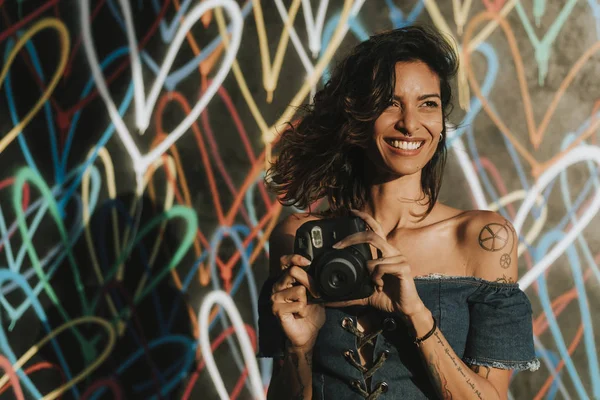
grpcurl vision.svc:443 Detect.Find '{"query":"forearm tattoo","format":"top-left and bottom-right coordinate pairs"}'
top-left (289, 352), bottom-right (305, 400)
top-left (427, 351), bottom-right (453, 399)
top-left (305, 349), bottom-right (313, 368)
top-left (478, 219), bottom-right (517, 270)
top-left (425, 331), bottom-right (484, 400)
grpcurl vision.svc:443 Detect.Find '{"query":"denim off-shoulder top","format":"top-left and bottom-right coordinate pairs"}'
top-left (257, 274), bottom-right (540, 400)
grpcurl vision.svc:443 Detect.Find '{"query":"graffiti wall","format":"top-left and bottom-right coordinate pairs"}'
top-left (0, 0), bottom-right (598, 398)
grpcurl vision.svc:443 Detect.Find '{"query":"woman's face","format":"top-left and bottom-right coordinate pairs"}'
top-left (368, 61), bottom-right (444, 178)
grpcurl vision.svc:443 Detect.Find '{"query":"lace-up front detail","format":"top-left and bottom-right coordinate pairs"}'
top-left (341, 317), bottom-right (390, 399)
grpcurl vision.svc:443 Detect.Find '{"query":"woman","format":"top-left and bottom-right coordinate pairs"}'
top-left (258, 26), bottom-right (539, 399)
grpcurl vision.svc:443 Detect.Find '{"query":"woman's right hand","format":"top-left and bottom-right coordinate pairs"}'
top-left (271, 254), bottom-right (326, 351)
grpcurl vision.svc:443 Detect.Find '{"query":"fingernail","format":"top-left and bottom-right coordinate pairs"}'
top-left (332, 242), bottom-right (341, 249)
top-left (300, 258), bottom-right (311, 266)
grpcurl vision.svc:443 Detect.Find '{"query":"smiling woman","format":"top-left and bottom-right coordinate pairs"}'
top-left (267, 26), bottom-right (457, 219)
top-left (369, 61), bottom-right (444, 181)
top-left (259, 25), bottom-right (539, 400)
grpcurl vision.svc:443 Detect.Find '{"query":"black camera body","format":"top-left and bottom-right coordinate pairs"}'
top-left (294, 216), bottom-right (374, 302)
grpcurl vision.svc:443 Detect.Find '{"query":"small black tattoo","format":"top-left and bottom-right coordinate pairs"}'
top-left (500, 253), bottom-right (512, 269)
top-left (494, 274), bottom-right (515, 284)
top-left (469, 364), bottom-right (491, 379)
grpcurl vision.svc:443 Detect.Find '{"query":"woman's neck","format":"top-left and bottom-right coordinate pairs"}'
top-left (362, 172), bottom-right (431, 234)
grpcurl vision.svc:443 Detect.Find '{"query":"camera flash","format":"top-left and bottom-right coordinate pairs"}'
top-left (311, 226), bottom-right (323, 248)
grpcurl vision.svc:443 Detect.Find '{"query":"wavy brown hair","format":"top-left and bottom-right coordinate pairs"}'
top-left (266, 25), bottom-right (459, 217)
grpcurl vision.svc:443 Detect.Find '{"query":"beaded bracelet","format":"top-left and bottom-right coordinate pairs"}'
top-left (414, 316), bottom-right (437, 347)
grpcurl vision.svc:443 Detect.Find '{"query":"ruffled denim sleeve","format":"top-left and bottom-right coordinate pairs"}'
top-left (257, 277), bottom-right (286, 359)
top-left (463, 282), bottom-right (540, 371)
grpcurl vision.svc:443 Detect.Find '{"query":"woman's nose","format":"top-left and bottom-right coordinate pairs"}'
top-left (394, 108), bottom-right (420, 136)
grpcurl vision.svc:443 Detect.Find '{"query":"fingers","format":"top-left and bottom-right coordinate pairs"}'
top-left (271, 285), bottom-right (310, 317)
top-left (272, 296), bottom-right (309, 318)
top-left (366, 254), bottom-right (407, 272)
top-left (272, 265), bottom-right (320, 299)
top-left (332, 231), bottom-right (398, 257)
top-left (279, 254), bottom-right (311, 270)
top-left (370, 259), bottom-right (412, 289)
top-left (273, 253), bottom-right (312, 292)
top-left (350, 209), bottom-right (385, 237)
top-left (271, 281), bottom-right (324, 319)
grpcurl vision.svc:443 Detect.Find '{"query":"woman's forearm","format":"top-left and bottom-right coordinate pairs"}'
top-left (267, 346), bottom-right (313, 400)
top-left (409, 309), bottom-right (503, 400)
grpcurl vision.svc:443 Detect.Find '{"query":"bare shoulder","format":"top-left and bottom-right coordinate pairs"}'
top-left (268, 213), bottom-right (322, 276)
top-left (272, 212), bottom-right (322, 237)
top-left (459, 210), bottom-right (519, 283)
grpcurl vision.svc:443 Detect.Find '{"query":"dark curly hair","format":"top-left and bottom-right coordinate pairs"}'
top-left (266, 25), bottom-right (459, 217)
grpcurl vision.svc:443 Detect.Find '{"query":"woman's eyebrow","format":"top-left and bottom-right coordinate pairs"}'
top-left (392, 93), bottom-right (441, 101)
top-left (417, 93), bottom-right (441, 101)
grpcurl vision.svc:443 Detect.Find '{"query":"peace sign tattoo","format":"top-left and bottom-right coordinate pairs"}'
top-left (478, 223), bottom-right (509, 251)
top-left (478, 221), bottom-right (516, 269)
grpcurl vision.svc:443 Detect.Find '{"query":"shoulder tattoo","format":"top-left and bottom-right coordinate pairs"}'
top-left (477, 219), bottom-right (517, 270)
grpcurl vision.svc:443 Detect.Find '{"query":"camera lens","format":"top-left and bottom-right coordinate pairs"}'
top-left (319, 256), bottom-right (358, 297)
top-left (329, 271), bottom-right (346, 287)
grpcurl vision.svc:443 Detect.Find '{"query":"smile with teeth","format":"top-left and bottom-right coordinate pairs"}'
top-left (386, 139), bottom-right (424, 150)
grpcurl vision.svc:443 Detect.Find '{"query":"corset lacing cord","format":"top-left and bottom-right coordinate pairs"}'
top-left (343, 322), bottom-right (389, 399)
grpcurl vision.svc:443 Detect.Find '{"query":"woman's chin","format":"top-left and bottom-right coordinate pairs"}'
top-left (384, 163), bottom-right (423, 178)
top-left (365, 153), bottom-right (425, 181)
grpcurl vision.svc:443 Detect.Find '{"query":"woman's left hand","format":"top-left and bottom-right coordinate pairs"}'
top-left (327, 209), bottom-right (426, 317)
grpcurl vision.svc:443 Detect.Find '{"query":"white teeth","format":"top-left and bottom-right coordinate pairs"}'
top-left (389, 140), bottom-right (423, 150)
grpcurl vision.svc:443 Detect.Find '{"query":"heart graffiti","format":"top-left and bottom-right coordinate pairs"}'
top-left (80, 0), bottom-right (244, 185)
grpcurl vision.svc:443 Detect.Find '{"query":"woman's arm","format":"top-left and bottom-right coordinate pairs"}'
top-left (410, 212), bottom-right (520, 399)
top-left (265, 213), bottom-right (322, 400)
top-left (410, 309), bottom-right (510, 400)
top-left (267, 345), bottom-right (314, 400)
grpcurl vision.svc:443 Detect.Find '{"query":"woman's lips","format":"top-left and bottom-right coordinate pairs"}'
top-left (384, 139), bottom-right (425, 156)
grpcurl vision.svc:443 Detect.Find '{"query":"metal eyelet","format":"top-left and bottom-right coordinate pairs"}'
top-left (380, 381), bottom-right (389, 393)
top-left (342, 316), bottom-right (354, 328)
top-left (344, 349), bottom-right (355, 358)
top-left (351, 379), bottom-right (363, 389)
top-left (381, 349), bottom-right (390, 359)
top-left (382, 317), bottom-right (397, 331)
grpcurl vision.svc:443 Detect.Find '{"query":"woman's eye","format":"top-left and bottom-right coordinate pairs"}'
top-left (389, 101), bottom-right (400, 108)
top-left (422, 101), bottom-right (439, 108)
